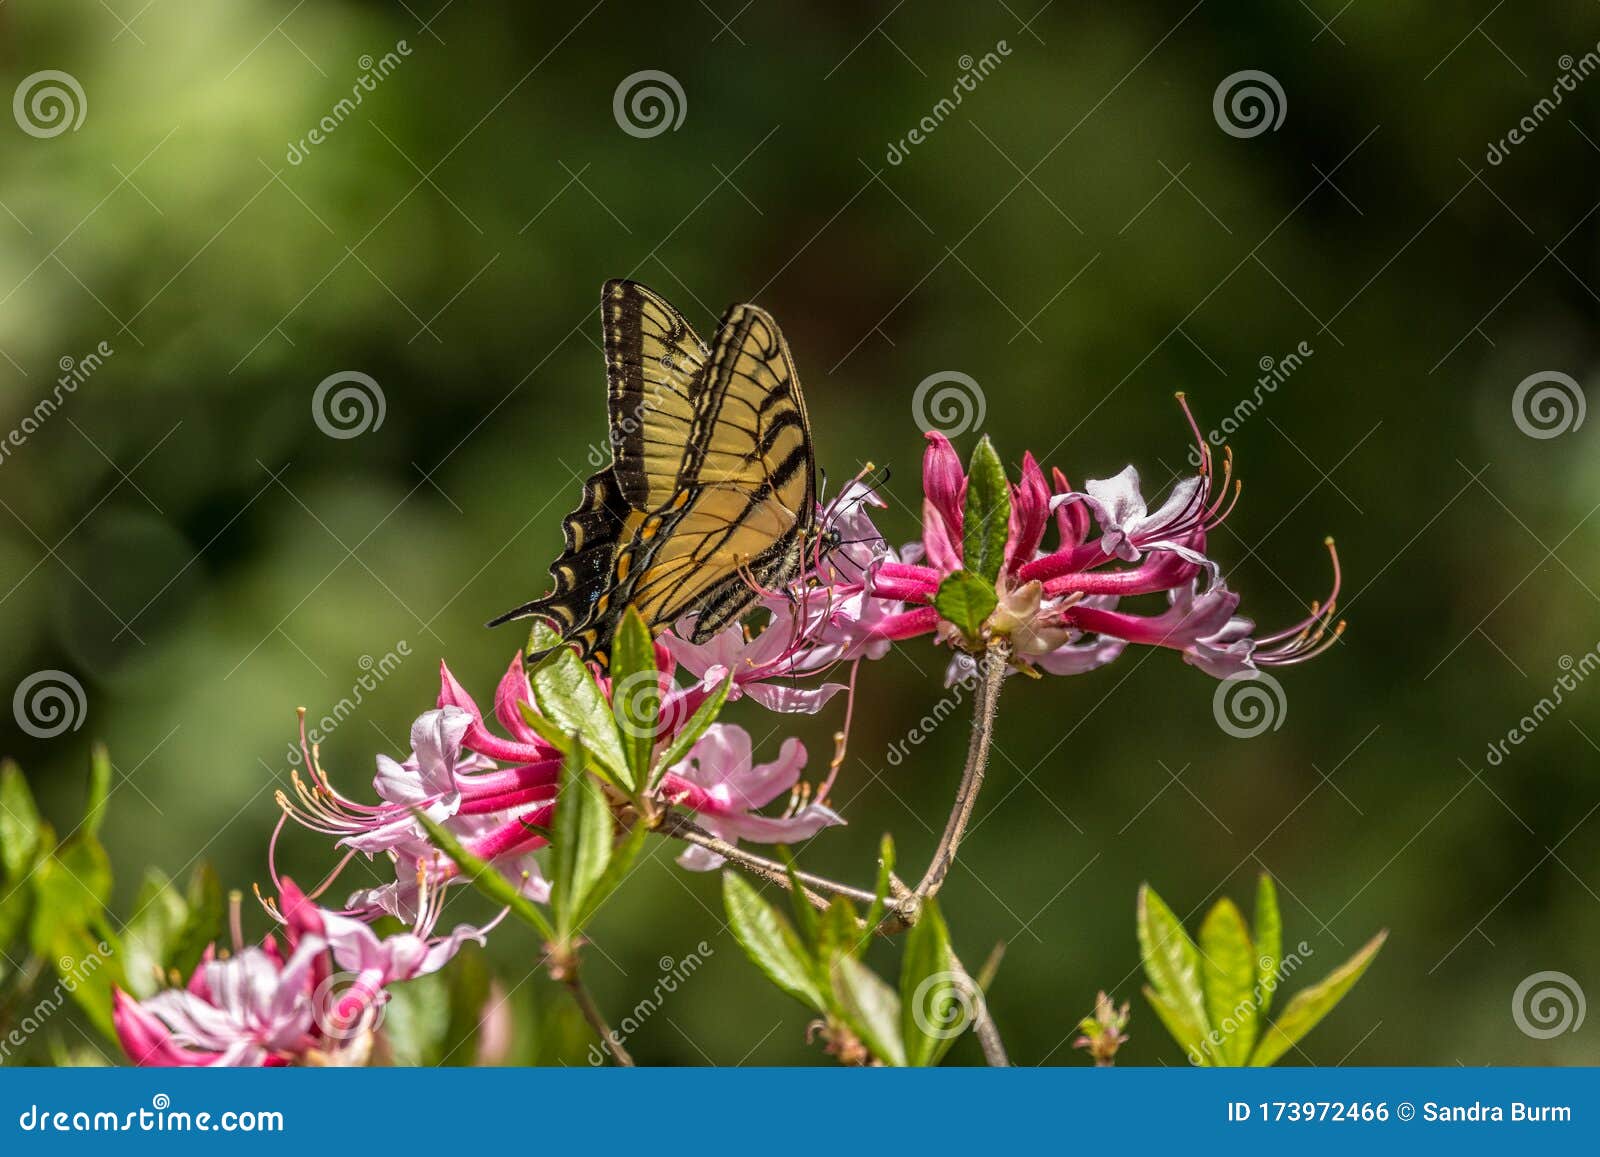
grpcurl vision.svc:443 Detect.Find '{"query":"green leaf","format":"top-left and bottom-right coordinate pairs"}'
top-left (1198, 897), bottom-right (1258, 1066)
top-left (48, 922), bottom-right (124, 1042)
top-left (549, 743), bottom-right (614, 943)
top-left (900, 898), bottom-right (958, 1067)
top-left (649, 671), bottom-right (732, 788)
top-left (722, 872), bottom-right (824, 1012)
top-left (528, 646), bottom-right (630, 789)
top-left (818, 895), bottom-right (864, 965)
top-left (1142, 984), bottom-right (1209, 1064)
top-left (383, 971), bottom-right (453, 1065)
top-left (1137, 883), bottom-right (1210, 1060)
top-left (1250, 930), bottom-right (1387, 1066)
top-left (525, 617), bottom-right (565, 658)
top-left (831, 956), bottom-right (906, 1067)
top-left (0, 761), bottom-right (42, 882)
top-left (414, 810), bottom-right (555, 941)
top-left (1253, 873), bottom-right (1283, 1018)
top-left (776, 848), bottom-right (819, 943)
top-left (83, 744), bottom-right (113, 839)
top-left (609, 607), bottom-right (660, 790)
top-left (574, 818), bottom-right (648, 930)
top-left (933, 571), bottom-right (997, 639)
top-left (30, 836), bottom-right (113, 957)
top-left (863, 834), bottom-right (896, 933)
top-left (122, 868), bottom-right (188, 998)
top-left (961, 436), bottom-right (1011, 584)
top-left (170, 864), bottom-right (224, 979)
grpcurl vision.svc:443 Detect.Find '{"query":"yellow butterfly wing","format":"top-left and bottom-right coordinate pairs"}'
top-left (602, 278), bottom-right (710, 510)
top-left (627, 301), bottom-right (817, 641)
top-left (491, 284), bottom-right (817, 665)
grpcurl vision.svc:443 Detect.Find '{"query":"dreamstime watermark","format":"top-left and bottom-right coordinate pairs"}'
top-left (585, 942), bottom-right (714, 1064)
top-left (312, 370), bottom-right (386, 438)
top-left (1186, 940), bottom-right (1314, 1065)
top-left (910, 969), bottom-right (985, 1039)
top-left (285, 644), bottom-right (411, 768)
top-left (1211, 670), bottom-right (1286, 739)
top-left (285, 42), bottom-right (412, 165)
top-left (613, 70), bottom-right (686, 138)
top-left (1512, 970), bottom-right (1585, 1039)
top-left (1486, 45), bottom-right (1600, 165)
top-left (885, 41), bottom-right (1012, 165)
top-left (1483, 646), bottom-right (1600, 767)
top-left (885, 669), bottom-right (979, 766)
top-left (0, 341), bottom-right (113, 470)
top-left (0, 942), bottom-right (113, 1062)
top-left (1510, 370), bottom-right (1585, 440)
top-left (1213, 70), bottom-right (1286, 138)
top-left (12, 670), bottom-right (87, 739)
top-left (16, 1095), bottom-right (284, 1134)
top-left (13, 70), bottom-right (86, 138)
top-left (911, 371), bottom-right (985, 438)
top-left (1187, 341), bottom-right (1313, 466)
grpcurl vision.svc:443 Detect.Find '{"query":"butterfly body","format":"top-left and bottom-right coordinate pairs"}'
top-left (490, 281), bottom-right (820, 667)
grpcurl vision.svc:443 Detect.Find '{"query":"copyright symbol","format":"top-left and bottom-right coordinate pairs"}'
top-left (1397, 1102), bottom-right (1415, 1121)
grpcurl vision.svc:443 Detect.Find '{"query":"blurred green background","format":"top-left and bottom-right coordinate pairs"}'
top-left (2, 0), bottom-right (1598, 1066)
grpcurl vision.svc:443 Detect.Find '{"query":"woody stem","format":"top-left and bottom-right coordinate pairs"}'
top-left (913, 638), bottom-right (1010, 902)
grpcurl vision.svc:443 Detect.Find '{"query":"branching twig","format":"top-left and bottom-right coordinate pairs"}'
top-left (654, 810), bottom-right (879, 909)
top-left (913, 639), bottom-right (1010, 900)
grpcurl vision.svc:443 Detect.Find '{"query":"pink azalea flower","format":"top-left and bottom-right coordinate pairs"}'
top-left (113, 880), bottom-right (491, 1067)
top-left (660, 723), bottom-right (843, 870)
top-left (864, 398), bottom-right (1344, 678)
top-left (665, 481), bottom-right (900, 713)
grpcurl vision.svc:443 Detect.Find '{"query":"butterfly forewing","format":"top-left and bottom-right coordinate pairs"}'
top-left (492, 282), bottom-right (819, 665)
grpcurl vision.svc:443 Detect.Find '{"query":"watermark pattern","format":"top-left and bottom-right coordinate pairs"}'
top-left (312, 370), bottom-right (387, 439)
top-left (610, 669), bottom-right (686, 742)
top-left (1187, 940), bottom-right (1314, 1064)
top-left (613, 70), bottom-right (686, 139)
top-left (1213, 70), bottom-right (1286, 138)
top-left (312, 971), bottom-right (385, 1041)
top-left (910, 969), bottom-right (984, 1040)
top-left (911, 371), bottom-right (986, 439)
top-left (1484, 647), bottom-right (1600, 767)
top-left (12, 670), bottom-right (88, 739)
top-left (0, 943), bottom-right (113, 1062)
top-left (1486, 45), bottom-right (1600, 165)
top-left (585, 943), bottom-right (713, 1064)
top-left (1511, 370), bottom-right (1585, 440)
top-left (1187, 342), bottom-right (1313, 466)
top-left (0, 341), bottom-right (113, 470)
top-left (17, 1095), bottom-right (284, 1133)
top-left (286, 42), bottom-right (412, 165)
top-left (1512, 970), bottom-right (1586, 1039)
top-left (13, 70), bottom-right (87, 138)
top-left (1211, 670), bottom-right (1286, 739)
top-left (285, 644), bottom-right (411, 767)
top-left (584, 358), bottom-right (694, 469)
top-left (886, 669), bottom-right (978, 766)
top-left (885, 41), bottom-right (1012, 165)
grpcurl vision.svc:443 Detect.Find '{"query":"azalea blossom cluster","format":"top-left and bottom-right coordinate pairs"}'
top-left (112, 403), bottom-right (1341, 1066)
top-left (113, 879), bottom-right (492, 1067)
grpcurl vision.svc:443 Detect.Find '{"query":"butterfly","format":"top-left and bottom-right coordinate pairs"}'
top-left (489, 279), bottom-right (828, 668)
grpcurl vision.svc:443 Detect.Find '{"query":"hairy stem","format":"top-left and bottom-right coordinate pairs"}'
top-left (562, 970), bottom-right (634, 1067)
top-left (914, 639), bottom-right (1010, 900)
top-left (655, 810), bottom-right (879, 909)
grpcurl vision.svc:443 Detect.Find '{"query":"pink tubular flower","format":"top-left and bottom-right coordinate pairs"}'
top-left (661, 723), bottom-right (843, 870)
top-left (113, 880), bottom-right (490, 1067)
top-left (867, 397), bottom-right (1344, 680)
